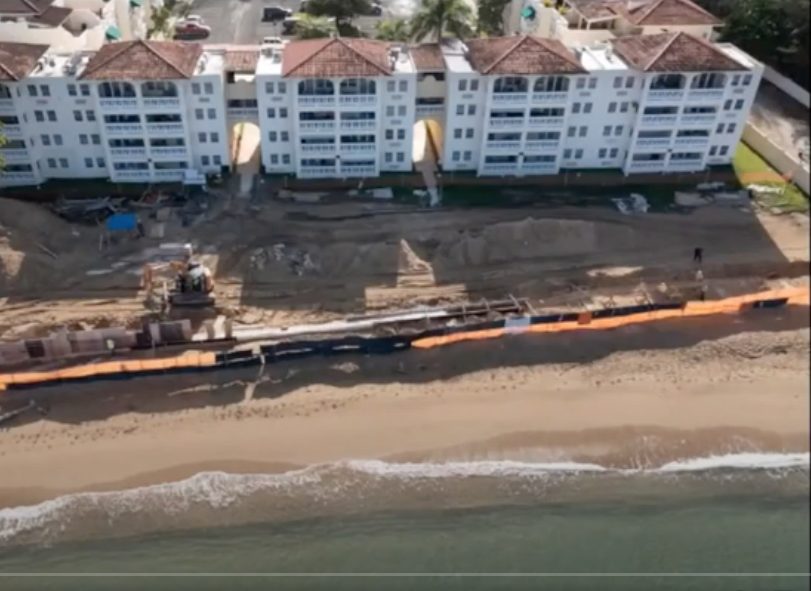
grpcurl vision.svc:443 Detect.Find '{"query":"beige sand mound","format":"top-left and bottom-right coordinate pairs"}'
top-left (398, 239), bottom-right (433, 275)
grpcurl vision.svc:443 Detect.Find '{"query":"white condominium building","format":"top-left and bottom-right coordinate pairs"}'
top-left (1, 25), bottom-right (762, 187)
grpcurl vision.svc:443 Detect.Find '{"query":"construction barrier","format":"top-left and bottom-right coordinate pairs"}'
top-left (0, 287), bottom-right (807, 392)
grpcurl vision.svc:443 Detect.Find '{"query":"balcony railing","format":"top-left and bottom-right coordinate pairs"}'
top-left (340, 120), bottom-right (375, 131)
top-left (489, 118), bottom-right (524, 128)
top-left (680, 114), bottom-right (716, 125)
top-left (527, 116), bottom-right (564, 128)
top-left (0, 148), bottom-right (30, 163)
top-left (142, 97), bottom-right (181, 109)
top-left (673, 137), bottom-right (709, 147)
top-left (646, 89), bottom-right (684, 102)
top-left (99, 97), bottom-right (138, 110)
top-left (227, 108), bottom-right (258, 118)
top-left (114, 170), bottom-right (151, 180)
top-left (300, 144), bottom-right (335, 153)
top-left (299, 121), bottom-right (335, 132)
top-left (522, 162), bottom-right (556, 173)
top-left (147, 122), bottom-right (184, 134)
top-left (524, 140), bottom-right (559, 151)
top-left (416, 104), bottom-right (443, 116)
top-left (340, 165), bottom-right (376, 176)
top-left (151, 146), bottom-right (187, 158)
top-left (1, 124), bottom-right (22, 139)
top-left (0, 98), bottom-right (15, 113)
top-left (667, 159), bottom-right (703, 171)
top-left (640, 114), bottom-right (678, 126)
top-left (0, 171), bottom-right (37, 184)
top-left (635, 138), bottom-right (671, 148)
top-left (340, 143), bottom-right (375, 153)
top-left (110, 147), bottom-right (147, 158)
top-left (531, 92), bottom-right (567, 103)
top-left (481, 163), bottom-right (518, 174)
top-left (105, 123), bottom-right (144, 135)
top-left (298, 95), bottom-right (335, 107)
top-left (298, 166), bottom-right (336, 178)
top-left (338, 95), bottom-right (375, 106)
top-left (628, 161), bottom-right (665, 171)
top-left (492, 93), bottom-right (527, 104)
top-left (486, 141), bottom-right (521, 151)
top-left (687, 89), bottom-right (724, 101)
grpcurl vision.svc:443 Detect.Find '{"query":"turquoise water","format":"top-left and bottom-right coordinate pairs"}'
top-left (0, 460), bottom-right (808, 591)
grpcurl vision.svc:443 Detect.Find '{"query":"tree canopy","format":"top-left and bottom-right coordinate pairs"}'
top-left (294, 14), bottom-right (338, 39)
top-left (305, 0), bottom-right (372, 25)
top-left (411, 0), bottom-right (474, 42)
top-left (476, 0), bottom-right (510, 36)
top-left (375, 18), bottom-right (411, 41)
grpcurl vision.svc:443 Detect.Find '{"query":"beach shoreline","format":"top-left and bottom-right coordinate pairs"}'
top-left (0, 307), bottom-right (808, 509)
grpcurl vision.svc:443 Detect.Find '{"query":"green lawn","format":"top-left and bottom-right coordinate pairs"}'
top-left (733, 143), bottom-right (809, 213)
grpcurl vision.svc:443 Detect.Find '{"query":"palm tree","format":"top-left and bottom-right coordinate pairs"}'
top-left (411, 0), bottom-right (474, 43)
top-left (375, 18), bottom-right (411, 42)
top-left (294, 14), bottom-right (338, 39)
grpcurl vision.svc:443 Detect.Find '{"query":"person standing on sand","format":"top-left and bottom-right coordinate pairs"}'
top-left (693, 247), bottom-right (703, 264)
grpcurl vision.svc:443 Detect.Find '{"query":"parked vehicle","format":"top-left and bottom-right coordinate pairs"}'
top-left (262, 36), bottom-right (283, 45)
top-left (173, 21), bottom-right (211, 40)
top-left (262, 5), bottom-right (292, 21)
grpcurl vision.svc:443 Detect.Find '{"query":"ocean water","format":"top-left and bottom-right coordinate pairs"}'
top-left (0, 455), bottom-right (808, 591)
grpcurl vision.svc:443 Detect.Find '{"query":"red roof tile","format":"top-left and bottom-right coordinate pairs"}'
top-left (0, 41), bottom-right (49, 81)
top-left (630, 0), bottom-right (720, 26)
top-left (282, 38), bottom-right (392, 78)
top-left (465, 36), bottom-right (586, 75)
top-left (410, 44), bottom-right (445, 72)
top-left (80, 40), bottom-right (203, 80)
top-left (29, 4), bottom-right (70, 26)
top-left (611, 31), bottom-right (746, 72)
top-left (224, 48), bottom-right (259, 72)
top-left (0, 0), bottom-right (50, 14)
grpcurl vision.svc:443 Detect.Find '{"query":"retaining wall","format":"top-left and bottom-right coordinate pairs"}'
top-left (743, 124), bottom-right (811, 195)
top-left (763, 66), bottom-right (811, 108)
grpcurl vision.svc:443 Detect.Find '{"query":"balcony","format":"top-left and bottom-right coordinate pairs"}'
top-left (640, 114), bottom-right (678, 126)
top-left (227, 107), bottom-right (258, 118)
top-left (340, 143), bottom-right (375, 153)
top-left (636, 138), bottom-right (671, 148)
top-left (527, 116), bottom-right (564, 128)
top-left (340, 165), bottom-right (376, 177)
top-left (340, 120), bottom-right (375, 131)
top-left (687, 89), bottom-right (724, 101)
top-left (628, 161), bottom-right (665, 172)
top-left (298, 166), bottom-right (336, 178)
top-left (114, 170), bottom-right (151, 180)
top-left (680, 113), bottom-right (716, 125)
top-left (0, 98), bottom-right (15, 113)
top-left (488, 117), bottom-right (524, 128)
top-left (0, 171), bottom-right (37, 184)
top-left (105, 123), bottom-right (144, 135)
top-left (150, 146), bottom-right (187, 158)
top-left (522, 162), bottom-right (556, 173)
top-left (667, 159), bottom-right (703, 171)
top-left (524, 140), bottom-right (559, 151)
top-left (300, 144), bottom-right (335, 154)
top-left (486, 141), bottom-right (521, 151)
top-left (646, 89), bottom-right (684, 102)
top-left (298, 95), bottom-right (335, 107)
top-left (299, 121), bottom-right (335, 132)
top-left (142, 97), bottom-right (181, 110)
top-left (531, 92), bottom-right (567, 103)
top-left (99, 97), bottom-right (138, 110)
top-left (154, 169), bottom-right (186, 180)
top-left (416, 104), bottom-right (443, 117)
top-left (110, 147), bottom-right (147, 158)
top-left (481, 163), bottom-right (518, 174)
top-left (338, 95), bottom-right (375, 106)
top-left (1, 124), bottom-right (22, 139)
top-left (492, 93), bottom-right (527, 104)
top-left (0, 148), bottom-right (30, 163)
top-left (673, 137), bottom-right (709, 147)
top-left (147, 122), bottom-right (184, 135)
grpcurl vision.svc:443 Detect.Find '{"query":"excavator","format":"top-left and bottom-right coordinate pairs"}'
top-left (142, 247), bottom-right (215, 311)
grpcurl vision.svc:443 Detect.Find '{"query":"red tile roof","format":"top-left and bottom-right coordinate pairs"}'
top-left (29, 4), bottom-right (70, 26)
top-left (0, 41), bottom-right (49, 81)
top-left (410, 44), bottom-right (445, 72)
top-left (224, 48), bottom-right (259, 72)
top-left (0, 0), bottom-right (51, 14)
top-left (630, 0), bottom-right (721, 26)
top-left (465, 36), bottom-right (586, 75)
top-left (80, 40), bottom-right (203, 80)
top-left (282, 38), bottom-right (392, 78)
top-left (611, 31), bottom-right (746, 72)
top-left (568, 0), bottom-right (624, 20)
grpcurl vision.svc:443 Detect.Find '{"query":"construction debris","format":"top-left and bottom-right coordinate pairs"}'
top-left (612, 193), bottom-right (649, 215)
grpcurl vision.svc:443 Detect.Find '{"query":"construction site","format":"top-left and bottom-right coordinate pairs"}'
top-left (0, 182), bottom-right (808, 368)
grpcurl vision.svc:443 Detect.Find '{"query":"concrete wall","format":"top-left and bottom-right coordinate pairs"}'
top-left (762, 66), bottom-right (810, 108)
top-left (743, 122), bottom-right (811, 195)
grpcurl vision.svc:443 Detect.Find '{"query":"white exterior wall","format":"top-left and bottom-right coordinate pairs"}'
top-left (442, 71), bottom-right (485, 171)
top-left (188, 69), bottom-right (230, 175)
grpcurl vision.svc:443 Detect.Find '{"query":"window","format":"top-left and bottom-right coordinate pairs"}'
top-left (79, 134), bottom-right (88, 145)
top-left (598, 148), bottom-right (607, 158)
top-left (742, 74), bottom-right (752, 86)
top-left (734, 99), bottom-right (744, 110)
top-left (588, 77), bottom-right (597, 89)
top-left (28, 85), bottom-right (38, 97)
top-left (563, 149), bottom-right (572, 159)
top-left (266, 82), bottom-right (275, 93)
top-left (397, 129), bottom-right (405, 140)
top-left (399, 80), bottom-right (407, 92)
top-left (716, 123), bottom-right (724, 134)
top-left (465, 128), bottom-right (474, 139)
top-left (574, 149), bottom-right (583, 159)
top-left (385, 129), bottom-right (394, 140)
top-left (467, 104), bottom-right (475, 115)
top-left (459, 79), bottom-right (467, 91)
top-left (572, 103), bottom-right (581, 114)
top-left (198, 132), bottom-right (207, 143)
top-left (691, 72), bottom-right (726, 89)
top-left (609, 148), bottom-right (618, 158)
top-left (613, 76), bottom-right (622, 89)
top-left (726, 123), bottom-right (736, 133)
top-left (201, 155), bottom-right (210, 166)
top-left (576, 78), bottom-right (586, 89)
top-left (68, 84), bottom-right (77, 97)
top-left (278, 82), bottom-right (286, 93)
top-left (614, 125), bottom-right (623, 136)
top-left (195, 108), bottom-right (204, 120)
top-left (397, 152), bottom-right (405, 162)
top-left (204, 82), bottom-right (213, 94)
top-left (452, 151), bottom-right (460, 162)
top-left (454, 128), bottom-right (462, 139)
top-left (269, 131), bottom-right (277, 142)
top-left (608, 102), bottom-right (617, 113)
top-left (385, 152), bottom-right (393, 163)
top-left (625, 77), bottom-right (634, 89)
top-left (602, 126), bottom-right (611, 137)
top-left (86, 110), bottom-right (95, 121)
top-left (583, 102), bottom-right (593, 114)
top-left (80, 84), bottom-right (90, 96)
top-left (281, 131), bottom-right (288, 141)
top-left (41, 85), bottom-right (50, 97)
top-left (214, 155), bottom-right (223, 165)
top-left (96, 157), bottom-right (104, 167)
top-left (92, 134), bottom-right (100, 145)
top-left (456, 105), bottom-right (464, 115)
top-left (398, 105), bottom-right (406, 116)
top-left (74, 110), bottom-right (83, 122)
top-left (568, 126), bottom-right (576, 137)
top-left (85, 157), bottom-right (93, 168)
top-left (280, 108), bottom-right (288, 118)
top-left (620, 102), bottom-right (629, 113)
top-left (463, 151), bottom-right (472, 161)
top-left (470, 80), bottom-right (479, 91)
top-left (34, 111), bottom-right (44, 122)
top-left (211, 132), bottom-right (220, 143)
top-left (270, 154), bottom-right (278, 164)
top-left (723, 99), bottom-right (732, 110)
top-left (59, 158), bottom-right (68, 168)
top-left (267, 108), bottom-right (276, 118)
top-left (386, 106), bottom-right (395, 117)
top-left (533, 76), bottom-right (569, 92)
top-left (709, 146), bottom-right (718, 156)
top-left (41, 134), bottom-right (51, 146)
top-left (47, 158), bottom-right (56, 168)
top-left (720, 146), bottom-right (729, 156)
top-left (207, 108), bottom-right (216, 119)
top-left (578, 126), bottom-right (587, 137)
top-left (47, 111), bottom-right (56, 122)
top-left (192, 83), bottom-right (201, 95)
top-left (494, 77), bottom-right (528, 93)
top-left (54, 134), bottom-right (63, 146)
top-left (731, 75), bottom-right (741, 86)
top-left (387, 80), bottom-right (396, 92)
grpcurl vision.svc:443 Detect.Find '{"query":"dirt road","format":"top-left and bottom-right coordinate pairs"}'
top-left (1, 195), bottom-right (808, 340)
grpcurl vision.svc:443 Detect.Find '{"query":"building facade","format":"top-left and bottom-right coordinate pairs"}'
top-left (1, 28), bottom-right (762, 188)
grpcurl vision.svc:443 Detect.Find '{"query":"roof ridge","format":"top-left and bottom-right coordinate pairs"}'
top-left (0, 62), bottom-right (16, 80)
top-left (634, 0), bottom-right (720, 24)
top-left (81, 41), bottom-right (132, 78)
top-left (645, 30), bottom-right (681, 70)
top-left (285, 38), bottom-right (333, 76)
top-left (634, 0), bottom-right (666, 22)
top-left (335, 37), bottom-right (391, 76)
top-left (143, 40), bottom-right (190, 78)
top-left (482, 35), bottom-right (527, 75)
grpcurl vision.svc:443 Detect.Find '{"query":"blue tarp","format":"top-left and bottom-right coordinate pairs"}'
top-left (106, 213), bottom-right (137, 232)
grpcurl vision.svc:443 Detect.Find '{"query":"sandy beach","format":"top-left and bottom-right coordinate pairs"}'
top-left (0, 307), bottom-right (808, 509)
